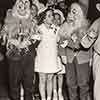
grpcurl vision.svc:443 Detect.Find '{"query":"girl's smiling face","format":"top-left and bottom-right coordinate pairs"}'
top-left (44, 10), bottom-right (54, 25)
top-left (54, 13), bottom-right (61, 26)
top-left (31, 4), bottom-right (38, 17)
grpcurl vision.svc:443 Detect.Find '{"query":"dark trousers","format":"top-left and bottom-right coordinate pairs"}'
top-left (8, 51), bottom-right (35, 100)
top-left (66, 57), bottom-right (91, 100)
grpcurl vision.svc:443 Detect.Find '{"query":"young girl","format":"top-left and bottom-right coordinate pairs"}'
top-left (35, 9), bottom-right (61, 100)
top-left (53, 9), bottom-right (66, 100)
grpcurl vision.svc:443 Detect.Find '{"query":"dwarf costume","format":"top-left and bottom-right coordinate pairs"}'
top-left (0, 0), bottom-right (38, 100)
top-left (59, 3), bottom-right (91, 100)
top-left (81, 3), bottom-right (100, 100)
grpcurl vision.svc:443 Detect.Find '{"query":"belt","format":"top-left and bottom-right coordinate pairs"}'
top-left (20, 44), bottom-right (34, 56)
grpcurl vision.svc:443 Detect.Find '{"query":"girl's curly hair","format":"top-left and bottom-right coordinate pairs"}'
top-left (38, 8), bottom-right (54, 25)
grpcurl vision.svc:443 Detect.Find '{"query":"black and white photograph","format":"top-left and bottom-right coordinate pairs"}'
top-left (0, 0), bottom-right (100, 100)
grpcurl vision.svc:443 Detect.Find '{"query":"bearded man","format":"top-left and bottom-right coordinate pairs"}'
top-left (0, 0), bottom-right (38, 100)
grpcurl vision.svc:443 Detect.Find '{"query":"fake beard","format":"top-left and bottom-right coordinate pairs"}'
top-left (68, 17), bottom-right (88, 34)
top-left (59, 17), bottom-right (89, 48)
top-left (12, 5), bottom-right (30, 19)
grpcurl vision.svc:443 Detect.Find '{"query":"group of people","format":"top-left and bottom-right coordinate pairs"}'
top-left (0, 0), bottom-right (100, 100)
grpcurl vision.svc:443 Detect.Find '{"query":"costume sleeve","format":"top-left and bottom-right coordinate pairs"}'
top-left (81, 18), bottom-right (100, 48)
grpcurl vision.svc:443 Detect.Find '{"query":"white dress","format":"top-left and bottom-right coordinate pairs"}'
top-left (35, 24), bottom-right (62, 73)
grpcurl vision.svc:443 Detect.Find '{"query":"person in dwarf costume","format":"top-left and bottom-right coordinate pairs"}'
top-left (53, 9), bottom-right (66, 100)
top-left (35, 8), bottom-right (62, 100)
top-left (0, 0), bottom-right (40, 100)
top-left (81, 3), bottom-right (100, 100)
top-left (58, 2), bottom-right (92, 100)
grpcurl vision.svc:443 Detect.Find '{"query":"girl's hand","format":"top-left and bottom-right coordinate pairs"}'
top-left (71, 33), bottom-right (78, 42)
top-left (73, 39), bottom-right (80, 50)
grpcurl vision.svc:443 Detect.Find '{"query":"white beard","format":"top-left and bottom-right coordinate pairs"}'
top-left (62, 18), bottom-right (88, 38)
top-left (69, 18), bottom-right (86, 32)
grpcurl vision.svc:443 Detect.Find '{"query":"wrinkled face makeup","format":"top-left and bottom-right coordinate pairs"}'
top-left (67, 3), bottom-right (84, 23)
top-left (15, 0), bottom-right (30, 17)
top-left (54, 13), bottom-right (61, 26)
top-left (45, 10), bottom-right (54, 25)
